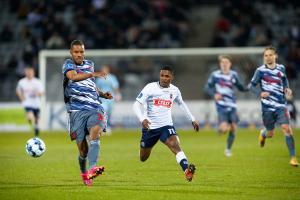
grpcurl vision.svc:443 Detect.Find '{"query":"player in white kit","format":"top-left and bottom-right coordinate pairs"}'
top-left (16, 67), bottom-right (44, 136)
top-left (133, 66), bottom-right (200, 182)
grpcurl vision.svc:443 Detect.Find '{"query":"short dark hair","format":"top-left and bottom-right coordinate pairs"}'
top-left (218, 54), bottom-right (232, 62)
top-left (263, 45), bottom-right (277, 54)
top-left (161, 66), bottom-right (174, 74)
top-left (70, 40), bottom-right (84, 49)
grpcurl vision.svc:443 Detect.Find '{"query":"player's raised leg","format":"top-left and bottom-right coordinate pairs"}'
top-left (164, 134), bottom-right (195, 182)
top-left (281, 124), bottom-right (299, 167)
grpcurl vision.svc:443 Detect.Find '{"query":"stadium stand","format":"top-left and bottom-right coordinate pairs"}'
top-left (0, 0), bottom-right (299, 101)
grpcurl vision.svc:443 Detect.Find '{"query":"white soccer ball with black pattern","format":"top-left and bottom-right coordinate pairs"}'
top-left (25, 137), bottom-right (46, 157)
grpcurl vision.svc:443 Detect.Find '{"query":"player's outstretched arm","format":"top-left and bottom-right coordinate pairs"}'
top-left (66, 70), bottom-right (107, 82)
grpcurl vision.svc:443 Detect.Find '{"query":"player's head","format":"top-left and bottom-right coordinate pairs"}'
top-left (101, 64), bottom-right (111, 74)
top-left (263, 46), bottom-right (277, 66)
top-left (159, 66), bottom-right (174, 88)
top-left (218, 55), bottom-right (232, 74)
top-left (70, 40), bottom-right (85, 65)
top-left (24, 67), bottom-right (35, 79)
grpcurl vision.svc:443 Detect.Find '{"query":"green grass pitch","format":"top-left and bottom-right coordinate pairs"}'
top-left (0, 129), bottom-right (299, 200)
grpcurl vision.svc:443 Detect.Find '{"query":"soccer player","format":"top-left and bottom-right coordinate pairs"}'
top-left (95, 64), bottom-right (122, 134)
top-left (249, 46), bottom-right (299, 167)
top-left (16, 67), bottom-right (44, 136)
top-left (132, 66), bottom-right (200, 182)
top-left (205, 55), bottom-right (248, 157)
top-left (62, 40), bottom-right (113, 186)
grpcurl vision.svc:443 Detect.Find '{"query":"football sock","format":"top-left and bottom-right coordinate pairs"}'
top-left (88, 139), bottom-right (100, 168)
top-left (285, 134), bottom-right (295, 157)
top-left (78, 155), bottom-right (87, 173)
top-left (176, 151), bottom-right (188, 171)
top-left (34, 127), bottom-right (39, 136)
top-left (227, 131), bottom-right (235, 150)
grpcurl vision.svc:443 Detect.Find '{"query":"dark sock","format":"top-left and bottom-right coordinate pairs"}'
top-left (78, 155), bottom-right (87, 174)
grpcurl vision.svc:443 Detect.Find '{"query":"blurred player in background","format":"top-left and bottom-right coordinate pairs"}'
top-left (95, 65), bottom-right (122, 134)
top-left (63, 40), bottom-right (113, 186)
top-left (205, 55), bottom-right (248, 157)
top-left (133, 66), bottom-right (200, 182)
top-left (250, 46), bottom-right (298, 167)
top-left (16, 67), bottom-right (44, 137)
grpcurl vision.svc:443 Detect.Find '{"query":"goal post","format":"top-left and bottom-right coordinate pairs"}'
top-left (39, 47), bottom-right (265, 130)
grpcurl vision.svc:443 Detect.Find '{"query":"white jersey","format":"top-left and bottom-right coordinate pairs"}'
top-left (16, 77), bottom-right (44, 109)
top-left (136, 82), bottom-right (195, 129)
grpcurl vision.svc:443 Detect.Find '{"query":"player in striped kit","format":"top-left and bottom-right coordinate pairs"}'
top-left (205, 55), bottom-right (248, 157)
top-left (133, 66), bottom-right (200, 182)
top-left (250, 46), bottom-right (298, 167)
top-left (63, 40), bottom-right (113, 186)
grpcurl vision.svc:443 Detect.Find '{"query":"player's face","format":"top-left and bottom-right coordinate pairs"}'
top-left (219, 58), bottom-right (231, 74)
top-left (70, 45), bottom-right (85, 65)
top-left (159, 70), bottom-right (173, 88)
top-left (263, 49), bottom-right (277, 66)
top-left (25, 68), bottom-right (34, 79)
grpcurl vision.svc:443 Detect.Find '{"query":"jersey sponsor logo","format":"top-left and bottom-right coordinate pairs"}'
top-left (153, 99), bottom-right (172, 108)
top-left (219, 79), bottom-right (232, 88)
top-left (263, 75), bottom-right (281, 84)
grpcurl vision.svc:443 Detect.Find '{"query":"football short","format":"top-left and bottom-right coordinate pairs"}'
top-left (140, 125), bottom-right (177, 148)
top-left (24, 107), bottom-right (40, 118)
top-left (218, 109), bottom-right (239, 124)
top-left (262, 108), bottom-right (290, 131)
top-left (69, 110), bottom-right (107, 143)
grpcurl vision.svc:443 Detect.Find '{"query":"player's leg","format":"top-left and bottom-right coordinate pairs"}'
top-left (277, 109), bottom-right (298, 166)
top-left (161, 126), bottom-right (195, 181)
top-left (25, 108), bottom-right (36, 135)
top-left (259, 111), bottom-right (275, 147)
top-left (86, 111), bottom-right (106, 179)
top-left (140, 148), bottom-right (153, 162)
top-left (218, 112), bottom-right (230, 134)
top-left (69, 111), bottom-right (92, 186)
top-left (225, 123), bottom-right (237, 157)
top-left (140, 128), bottom-right (160, 162)
top-left (225, 110), bottom-right (239, 157)
top-left (32, 109), bottom-right (40, 136)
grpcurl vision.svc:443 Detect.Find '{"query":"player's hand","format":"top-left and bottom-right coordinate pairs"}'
top-left (260, 91), bottom-right (270, 98)
top-left (192, 121), bottom-right (199, 132)
top-left (284, 88), bottom-right (292, 99)
top-left (214, 93), bottom-right (222, 101)
top-left (142, 119), bottom-right (151, 130)
top-left (93, 71), bottom-right (107, 78)
top-left (103, 92), bottom-right (113, 99)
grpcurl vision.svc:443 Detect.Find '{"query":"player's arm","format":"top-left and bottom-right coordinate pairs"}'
top-left (205, 73), bottom-right (222, 101)
top-left (282, 67), bottom-right (292, 97)
top-left (204, 73), bottom-right (216, 97)
top-left (175, 92), bottom-right (199, 132)
top-left (234, 73), bottom-right (249, 92)
top-left (97, 88), bottom-right (113, 99)
top-left (249, 69), bottom-right (267, 98)
top-left (66, 70), bottom-right (107, 82)
top-left (16, 87), bottom-right (24, 102)
top-left (132, 101), bottom-right (150, 129)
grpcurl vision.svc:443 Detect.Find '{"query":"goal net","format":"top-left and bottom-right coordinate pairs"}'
top-left (39, 47), bottom-right (269, 130)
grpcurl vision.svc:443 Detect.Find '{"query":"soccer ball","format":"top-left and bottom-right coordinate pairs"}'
top-left (25, 137), bottom-right (46, 157)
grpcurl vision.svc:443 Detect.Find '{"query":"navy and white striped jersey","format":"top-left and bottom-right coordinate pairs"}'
top-left (250, 64), bottom-right (289, 112)
top-left (62, 59), bottom-right (103, 112)
top-left (205, 70), bottom-right (247, 113)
